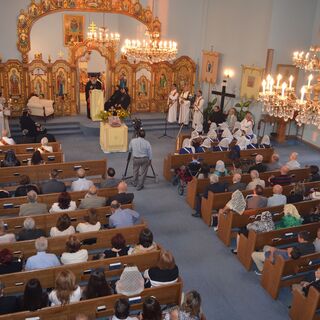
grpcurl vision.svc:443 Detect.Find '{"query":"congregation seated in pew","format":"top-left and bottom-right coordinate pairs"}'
top-left (246, 185), bottom-right (267, 209)
top-left (79, 185), bottom-right (106, 209)
top-left (71, 168), bottom-right (94, 192)
top-left (0, 220), bottom-right (16, 244)
top-left (267, 184), bottom-right (287, 207)
top-left (309, 165), bottom-right (320, 182)
top-left (19, 190), bottom-right (48, 216)
top-left (251, 230), bottom-right (315, 274)
top-left (292, 266), bottom-right (320, 297)
top-left (37, 137), bottom-right (53, 154)
top-left (287, 182), bottom-right (305, 204)
top-left (76, 209), bottom-right (101, 233)
top-left (129, 228), bottom-right (157, 255)
top-left (50, 213), bottom-right (75, 237)
top-left (0, 129), bottom-right (15, 146)
top-left (100, 167), bottom-right (121, 188)
top-left (109, 200), bottom-right (140, 229)
top-left (276, 204), bottom-right (303, 229)
top-left (227, 173), bottom-right (246, 192)
top-left (106, 181), bottom-right (134, 206)
top-left (15, 175), bottom-right (40, 197)
top-left (248, 154), bottom-right (267, 173)
top-left (246, 170), bottom-right (266, 190)
top-left (267, 153), bottom-right (282, 171)
top-left (60, 235), bottom-right (88, 265)
top-left (49, 191), bottom-right (77, 213)
top-left (28, 150), bottom-right (44, 166)
top-left (0, 249), bottom-right (22, 275)
top-left (40, 169), bottom-right (66, 194)
top-left (25, 237), bottom-right (61, 271)
top-left (1, 150), bottom-right (20, 167)
top-left (286, 152), bottom-right (301, 170)
top-left (98, 233), bottom-right (130, 259)
top-left (17, 217), bottom-right (45, 241)
top-left (268, 165), bottom-right (292, 186)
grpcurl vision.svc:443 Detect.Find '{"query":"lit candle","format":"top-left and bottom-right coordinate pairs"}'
top-left (262, 80), bottom-right (266, 94)
top-left (281, 82), bottom-right (287, 98)
top-left (300, 86), bottom-right (306, 102)
top-left (308, 74), bottom-right (313, 88)
top-left (276, 74), bottom-right (282, 87)
top-left (289, 75), bottom-right (294, 89)
top-left (266, 74), bottom-right (271, 90)
top-left (270, 78), bottom-right (274, 93)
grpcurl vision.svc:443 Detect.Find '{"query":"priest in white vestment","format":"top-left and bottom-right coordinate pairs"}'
top-left (192, 90), bottom-right (204, 130)
top-left (178, 86), bottom-right (191, 126)
top-left (167, 84), bottom-right (179, 123)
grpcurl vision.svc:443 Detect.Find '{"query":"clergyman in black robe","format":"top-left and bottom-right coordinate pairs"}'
top-left (85, 74), bottom-right (102, 119)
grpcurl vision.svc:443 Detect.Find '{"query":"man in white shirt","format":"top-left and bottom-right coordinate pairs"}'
top-left (267, 184), bottom-right (287, 207)
top-left (109, 200), bottom-right (140, 228)
top-left (246, 170), bottom-right (266, 190)
top-left (71, 168), bottom-right (94, 192)
top-left (286, 152), bottom-right (301, 170)
top-left (192, 90), bottom-right (204, 131)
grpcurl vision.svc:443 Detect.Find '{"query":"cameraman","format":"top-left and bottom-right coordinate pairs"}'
top-left (128, 129), bottom-right (152, 191)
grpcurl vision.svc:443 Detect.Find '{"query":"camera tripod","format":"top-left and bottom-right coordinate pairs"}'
top-left (122, 152), bottom-right (159, 184)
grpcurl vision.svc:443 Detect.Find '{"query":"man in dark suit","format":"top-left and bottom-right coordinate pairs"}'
top-left (117, 87), bottom-right (131, 110)
top-left (228, 173), bottom-right (246, 192)
top-left (85, 73), bottom-right (102, 119)
top-left (246, 185), bottom-right (268, 209)
top-left (106, 181), bottom-right (134, 206)
top-left (248, 154), bottom-right (267, 173)
top-left (0, 281), bottom-right (18, 315)
top-left (17, 217), bottom-right (45, 241)
top-left (41, 169), bottom-right (66, 194)
top-left (104, 85), bottom-right (121, 111)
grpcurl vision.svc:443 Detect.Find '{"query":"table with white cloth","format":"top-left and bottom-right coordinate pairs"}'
top-left (100, 122), bottom-right (128, 153)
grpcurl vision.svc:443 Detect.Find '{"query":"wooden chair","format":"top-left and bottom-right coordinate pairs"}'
top-left (237, 222), bottom-right (320, 271)
top-left (0, 142), bottom-right (61, 154)
top-left (217, 199), bottom-right (320, 247)
top-left (290, 286), bottom-right (320, 320)
top-left (186, 167), bottom-right (311, 209)
top-left (200, 178), bottom-right (318, 226)
top-left (0, 187), bottom-right (118, 216)
top-left (0, 159), bottom-right (107, 185)
top-left (163, 148), bottom-right (274, 181)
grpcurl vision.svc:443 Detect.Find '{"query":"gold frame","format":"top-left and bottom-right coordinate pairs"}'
top-left (63, 14), bottom-right (85, 47)
top-left (240, 65), bottom-right (264, 100)
top-left (201, 50), bottom-right (219, 84)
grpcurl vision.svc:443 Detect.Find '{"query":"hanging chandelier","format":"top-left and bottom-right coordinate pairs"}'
top-left (121, 30), bottom-right (178, 64)
top-left (258, 73), bottom-right (320, 127)
top-left (293, 46), bottom-right (320, 72)
top-left (87, 20), bottom-right (120, 48)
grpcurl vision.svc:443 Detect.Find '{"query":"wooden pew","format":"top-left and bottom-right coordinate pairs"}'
top-left (0, 142), bottom-right (61, 154)
top-left (261, 251), bottom-right (320, 299)
top-left (163, 148), bottom-right (274, 181)
top-left (186, 167), bottom-right (311, 209)
top-left (200, 176), bottom-right (317, 226)
top-left (0, 187), bottom-right (118, 216)
top-left (0, 280), bottom-right (182, 320)
top-left (0, 151), bottom-right (64, 165)
top-left (1, 203), bottom-right (133, 235)
top-left (0, 250), bottom-right (160, 295)
top-left (290, 286), bottom-right (320, 320)
top-left (0, 159), bottom-right (107, 185)
top-left (217, 199), bottom-right (320, 247)
top-left (237, 222), bottom-right (320, 271)
top-left (0, 222), bottom-right (147, 259)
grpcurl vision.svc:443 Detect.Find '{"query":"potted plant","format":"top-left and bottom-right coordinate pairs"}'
top-left (234, 100), bottom-right (252, 121)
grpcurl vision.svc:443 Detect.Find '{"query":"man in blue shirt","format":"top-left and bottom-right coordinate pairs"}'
top-left (128, 129), bottom-right (152, 191)
top-left (109, 200), bottom-right (140, 228)
top-left (25, 237), bottom-right (61, 270)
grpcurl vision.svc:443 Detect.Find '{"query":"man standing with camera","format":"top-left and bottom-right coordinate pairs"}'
top-left (128, 129), bottom-right (152, 191)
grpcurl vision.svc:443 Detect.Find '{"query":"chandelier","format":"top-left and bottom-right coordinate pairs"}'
top-left (259, 73), bottom-right (320, 127)
top-left (293, 46), bottom-right (320, 72)
top-left (121, 30), bottom-right (178, 64)
top-left (87, 20), bottom-right (120, 48)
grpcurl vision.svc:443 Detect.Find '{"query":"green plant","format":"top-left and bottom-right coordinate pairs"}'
top-left (234, 100), bottom-right (252, 121)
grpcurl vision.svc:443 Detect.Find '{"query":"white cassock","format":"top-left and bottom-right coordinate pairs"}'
top-left (240, 118), bottom-right (254, 132)
top-left (0, 101), bottom-right (10, 137)
top-left (192, 96), bottom-right (204, 130)
top-left (178, 91), bottom-right (191, 125)
top-left (167, 89), bottom-right (179, 123)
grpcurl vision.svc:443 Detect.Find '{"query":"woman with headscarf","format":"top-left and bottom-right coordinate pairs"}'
top-left (247, 135), bottom-right (258, 149)
top-left (232, 121), bottom-right (241, 133)
top-left (232, 211), bottom-right (275, 254)
top-left (221, 126), bottom-right (233, 143)
top-left (235, 136), bottom-right (249, 151)
top-left (196, 138), bottom-right (212, 153)
top-left (276, 204), bottom-right (303, 229)
top-left (260, 135), bottom-right (271, 148)
top-left (179, 138), bottom-right (195, 154)
top-left (233, 128), bottom-right (243, 141)
top-left (212, 138), bottom-right (230, 151)
top-left (214, 160), bottom-right (228, 177)
top-left (207, 130), bottom-right (218, 144)
top-left (115, 265), bottom-right (145, 296)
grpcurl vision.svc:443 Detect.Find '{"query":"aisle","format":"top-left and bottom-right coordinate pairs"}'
top-left (58, 131), bottom-right (318, 320)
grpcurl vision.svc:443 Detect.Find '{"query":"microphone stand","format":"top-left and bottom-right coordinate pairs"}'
top-left (159, 107), bottom-right (174, 139)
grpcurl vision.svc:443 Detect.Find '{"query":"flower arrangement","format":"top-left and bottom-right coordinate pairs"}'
top-left (97, 107), bottom-right (130, 122)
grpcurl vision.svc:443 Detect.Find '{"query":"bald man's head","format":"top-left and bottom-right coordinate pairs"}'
top-left (117, 181), bottom-right (127, 193)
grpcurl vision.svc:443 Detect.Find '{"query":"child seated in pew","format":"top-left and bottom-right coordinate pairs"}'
top-left (251, 231), bottom-right (315, 275)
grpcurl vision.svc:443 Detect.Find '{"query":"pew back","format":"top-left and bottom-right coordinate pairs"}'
top-left (0, 152), bottom-right (64, 165)
top-left (0, 142), bottom-right (61, 154)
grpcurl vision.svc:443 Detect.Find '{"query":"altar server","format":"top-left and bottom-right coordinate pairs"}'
top-left (167, 84), bottom-right (179, 123)
top-left (178, 85), bottom-right (191, 126)
top-left (192, 90), bottom-right (204, 130)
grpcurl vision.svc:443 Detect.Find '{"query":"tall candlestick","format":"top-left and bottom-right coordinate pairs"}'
top-left (262, 80), bottom-right (266, 95)
top-left (289, 75), bottom-right (294, 89)
top-left (308, 74), bottom-right (313, 88)
top-left (276, 74), bottom-right (282, 87)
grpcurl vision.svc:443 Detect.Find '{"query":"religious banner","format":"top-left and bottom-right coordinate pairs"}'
top-left (276, 64), bottom-right (299, 89)
top-left (201, 51), bottom-right (219, 84)
top-left (63, 14), bottom-right (85, 46)
top-left (240, 65), bottom-right (264, 100)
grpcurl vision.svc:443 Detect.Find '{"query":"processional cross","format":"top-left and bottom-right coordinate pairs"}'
top-left (212, 79), bottom-right (236, 112)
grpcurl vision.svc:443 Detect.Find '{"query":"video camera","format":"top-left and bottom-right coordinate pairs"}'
top-left (132, 118), bottom-right (142, 137)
